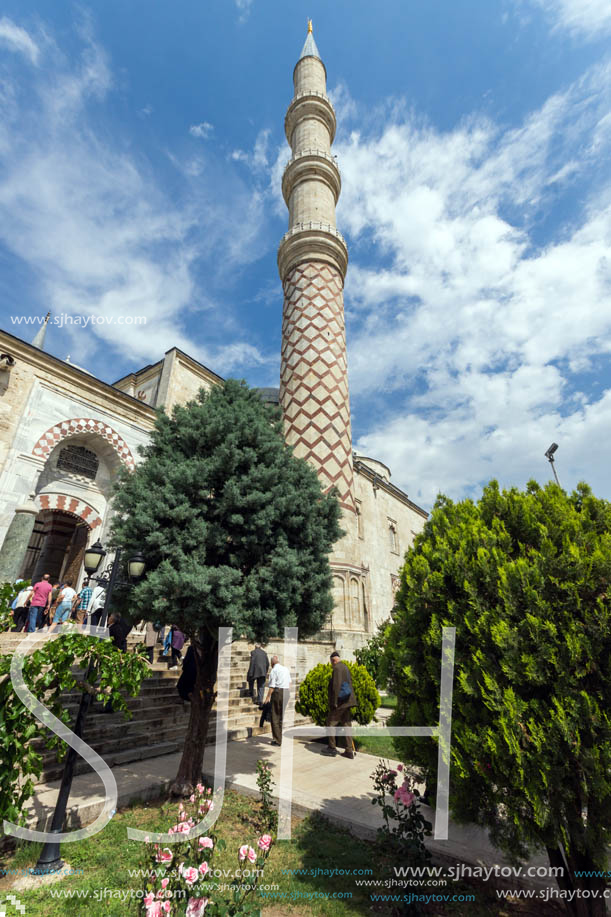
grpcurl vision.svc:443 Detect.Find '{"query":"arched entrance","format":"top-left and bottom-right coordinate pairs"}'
top-left (20, 509), bottom-right (92, 584)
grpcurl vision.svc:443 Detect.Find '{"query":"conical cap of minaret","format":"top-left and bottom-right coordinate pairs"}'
top-left (298, 20), bottom-right (322, 65)
top-left (31, 311), bottom-right (51, 350)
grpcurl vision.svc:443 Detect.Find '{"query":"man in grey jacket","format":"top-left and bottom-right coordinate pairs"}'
top-left (322, 651), bottom-right (356, 759)
top-left (247, 643), bottom-right (269, 707)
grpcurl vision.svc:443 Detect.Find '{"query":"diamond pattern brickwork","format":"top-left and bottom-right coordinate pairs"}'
top-left (280, 261), bottom-right (355, 512)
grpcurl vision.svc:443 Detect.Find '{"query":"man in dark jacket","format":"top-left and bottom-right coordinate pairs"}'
top-left (247, 644), bottom-right (269, 707)
top-left (322, 651), bottom-right (356, 759)
top-left (108, 612), bottom-right (129, 652)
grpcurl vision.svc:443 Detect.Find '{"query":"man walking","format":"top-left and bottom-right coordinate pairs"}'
top-left (28, 573), bottom-right (52, 632)
top-left (247, 643), bottom-right (269, 707)
top-left (322, 651), bottom-right (356, 759)
top-left (73, 578), bottom-right (93, 625)
top-left (263, 655), bottom-right (291, 746)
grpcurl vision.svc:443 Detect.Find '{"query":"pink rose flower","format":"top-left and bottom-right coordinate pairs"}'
top-left (179, 810), bottom-right (188, 822)
top-left (180, 864), bottom-right (199, 886)
top-left (161, 878), bottom-right (169, 889)
top-left (145, 903), bottom-right (163, 917)
top-left (238, 845), bottom-right (257, 864)
top-left (198, 861), bottom-right (210, 877)
top-left (186, 899), bottom-right (209, 917)
top-left (196, 783), bottom-right (205, 795)
top-left (257, 834), bottom-right (272, 851)
top-left (144, 892), bottom-right (155, 907)
top-left (162, 904), bottom-right (171, 914)
top-left (189, 794), bottom-right (196, 803)
top-left (394, 786), bottom-right (415, 807)
top-left (199, 836), bottom-right (214, 849)
top-left (156, 848), bottom-right (173, 866)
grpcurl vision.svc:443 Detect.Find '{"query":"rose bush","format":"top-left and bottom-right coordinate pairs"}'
top-left (140, 783), bottom-right (273, 916)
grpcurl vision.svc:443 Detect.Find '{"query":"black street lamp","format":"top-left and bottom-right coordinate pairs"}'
top-left (545, 442), bottom-right (561, 487)
top-left (33, 542), bottom-right (146, 875)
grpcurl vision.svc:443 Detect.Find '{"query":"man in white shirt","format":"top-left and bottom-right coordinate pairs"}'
top-left (264, 655), bottom-right (291, 746)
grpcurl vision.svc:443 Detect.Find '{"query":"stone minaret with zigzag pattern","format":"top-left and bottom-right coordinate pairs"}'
top-left (278, 22), bottom-right (355, 518)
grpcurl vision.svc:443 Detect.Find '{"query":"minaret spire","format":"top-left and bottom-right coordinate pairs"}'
top-left (278, 26), bottom-right (355, 514)
top-left (31, 311), bottom-right (51, 350)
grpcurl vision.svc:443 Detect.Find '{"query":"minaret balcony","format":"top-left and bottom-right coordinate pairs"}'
top-left (285, 91), bottom-right (337, 146)
top-left (281, 149), bottom-right (341, 206)
top-left (278, 221), bottom-right (348, 282)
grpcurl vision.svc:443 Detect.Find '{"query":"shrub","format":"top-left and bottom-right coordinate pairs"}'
top-left (354, 620), bottom-right (391, 688)
top-left (140, 787), bottom-right (273, 915)
top-left (295, 661), bottom-right (380, 726)
top-left (371, 759), bottom-right (431, 865)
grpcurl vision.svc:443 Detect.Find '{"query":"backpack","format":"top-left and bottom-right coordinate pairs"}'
top-left (338, 680), bottom-right (351, 703)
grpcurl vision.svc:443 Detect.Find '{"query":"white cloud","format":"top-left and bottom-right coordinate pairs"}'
top-left (0, 17), bottom-right (39, 65)
top-left (532, 0), bottom-right (611, 37)
top-left (0, 23), bottom-right (271, 375)
top-left (189, 121), bottom-right (213, 139)
top-left (234, 0), bottom-right (254, 23)
top-left (338, 64), bottom-right (611, 505)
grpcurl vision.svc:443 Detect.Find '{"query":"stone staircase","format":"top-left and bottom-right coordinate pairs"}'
top-left (0, 631), bottom-right (308, 783)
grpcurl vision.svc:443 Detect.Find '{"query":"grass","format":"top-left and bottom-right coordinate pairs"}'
top-left (379, 695), bottom-right (397, 710)
top-left (0, 789), bottom-right (562, 917)
top-left (354, 735), bottom-right (398, 758)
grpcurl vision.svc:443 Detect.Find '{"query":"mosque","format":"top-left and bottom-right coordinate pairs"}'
top-left (0, 24), bottom-right (427, 656)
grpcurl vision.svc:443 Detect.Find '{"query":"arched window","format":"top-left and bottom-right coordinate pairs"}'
top-left (333, 575), bottom-right (346, 624)
top-left (350, 577), bottom-right (360, 626)
top-left (56, 444), bottom-right (99, 480)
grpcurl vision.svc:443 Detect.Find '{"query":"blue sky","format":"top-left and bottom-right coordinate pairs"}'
top-left (0, 0), bottom-right (609, 508)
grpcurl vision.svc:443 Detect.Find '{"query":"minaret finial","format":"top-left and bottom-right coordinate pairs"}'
top-left (31, 311), bottom-right (51, 350)
top-left (308, 19), bottom-right (313, 33)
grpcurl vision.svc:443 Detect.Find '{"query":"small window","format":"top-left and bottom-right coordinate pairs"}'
top-left (56, 444), bottom-right (99, 480)
top-left (355, 500), bottom-right (363, 539)
top-left (388, 519), bottom-right (399, 554)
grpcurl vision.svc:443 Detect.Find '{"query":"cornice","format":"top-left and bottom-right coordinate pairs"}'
top-left (0, 329), bottom-right (157, 426)
top-left (354, 459), bottom-right (428, 519)
top-left (278, 223), bottom-right (348, 282)
top-left (285, 91), bottom-right (336, 146)
top-left (281, 150), bottom-right (341, 206)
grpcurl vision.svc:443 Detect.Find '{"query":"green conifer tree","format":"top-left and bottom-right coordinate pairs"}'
top-left (386, 480), bottom-right (611, 913)
top-left (111, 379), bottom-right (342, 795)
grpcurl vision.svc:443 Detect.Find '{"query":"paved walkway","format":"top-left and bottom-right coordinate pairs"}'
top-left (26, 733), bottom-right (552, 892)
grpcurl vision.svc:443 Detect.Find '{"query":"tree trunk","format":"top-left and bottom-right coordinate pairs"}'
top-left (546, 844), bottom-right (607, 917)
top-left (170, 631), bottom-right (219, 797)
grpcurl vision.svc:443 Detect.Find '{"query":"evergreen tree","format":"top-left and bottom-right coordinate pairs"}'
top-left (111, 379), bottom-right (342, 795)
top-left (386, 480), bottom-right (611, 914)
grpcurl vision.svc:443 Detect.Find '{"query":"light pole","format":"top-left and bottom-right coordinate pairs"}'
top-left (545, 442), bottom-right (561, 486)
top-left (33, 543), bottom-right (146, 875)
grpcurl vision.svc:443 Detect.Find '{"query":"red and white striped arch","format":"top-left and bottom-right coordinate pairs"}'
top-left (35, 493), bottom-right (103, 530)
top-left (31, 418), bottom-right (136, 470)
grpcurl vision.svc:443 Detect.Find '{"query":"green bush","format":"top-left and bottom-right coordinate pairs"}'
top-left (0, 581), bottom-right (23, 632)
top-left (354, 620), bottom-right (391, 688)
top-left (296, 661), bottom-right (380, 726)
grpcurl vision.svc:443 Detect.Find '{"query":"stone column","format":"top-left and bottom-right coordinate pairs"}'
top-left (0, 495), bottom-right (38, 583)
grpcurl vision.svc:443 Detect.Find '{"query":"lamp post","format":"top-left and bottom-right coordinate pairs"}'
top-left (33, 542), bottom-right (146, 875)
top-left (545, 442), bottom-right (561, 486)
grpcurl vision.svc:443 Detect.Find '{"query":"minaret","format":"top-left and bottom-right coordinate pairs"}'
top-left (278, 22), bottom-right (355, 515)
top-left (31, 311), bottom-right (51, 349)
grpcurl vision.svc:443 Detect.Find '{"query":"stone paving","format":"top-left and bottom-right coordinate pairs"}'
top-left (26, 731), bottom-right (553, 894)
